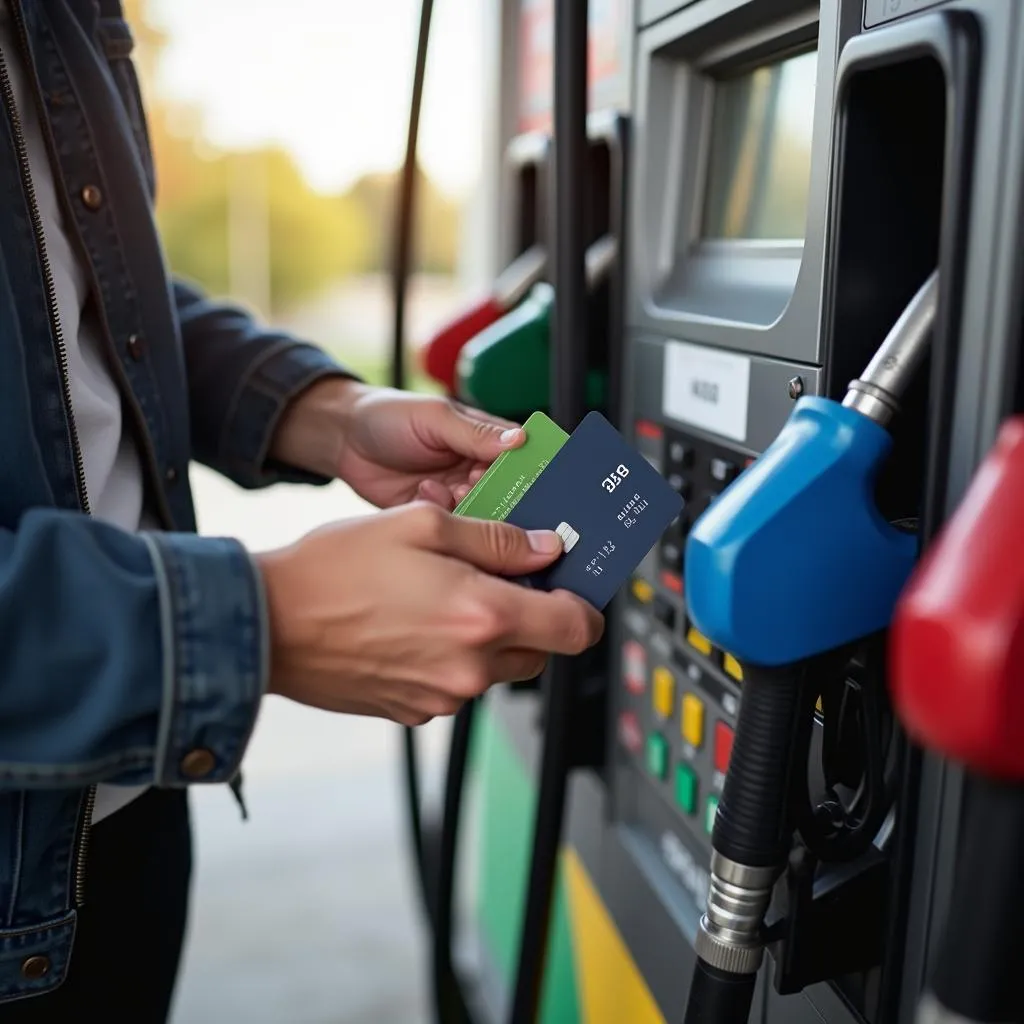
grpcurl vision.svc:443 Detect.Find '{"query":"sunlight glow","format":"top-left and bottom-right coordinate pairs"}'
top-left (149, 0), bottom-right (485, 198)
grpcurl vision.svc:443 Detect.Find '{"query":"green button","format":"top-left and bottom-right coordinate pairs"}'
top-left (646, 734), bottom-right (668, 780)
top-left (705, 795), bottom-right (719, 835)
top-left (674, 763), bottom-right (697, 814)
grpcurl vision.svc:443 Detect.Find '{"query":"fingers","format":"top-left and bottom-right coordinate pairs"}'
top-left (451, 402), bottom-right (522, 433)
top-left (428, 401), bottom-right (525, 463)
top-left (416, 479), bottom-right (456, 510)
top-left (491, 648), bottom-right (549, 684)
top-left (495, 582), bottom-right (606, 656)
top-left (409, 505), bottom-right (565, 574)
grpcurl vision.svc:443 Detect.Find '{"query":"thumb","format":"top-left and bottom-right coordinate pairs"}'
top-left (430, 403), bottom-right (525, 462)
top-left (420, 511), bottom-right (565, 576)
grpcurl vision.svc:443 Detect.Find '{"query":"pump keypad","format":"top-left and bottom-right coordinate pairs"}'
top-left (614, 420), bottom-right (748, 862)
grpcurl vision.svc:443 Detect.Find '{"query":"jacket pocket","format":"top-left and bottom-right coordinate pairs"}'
top-left (0, 911), bottom-right (75, 1004)
top-left (96, 15), bottom-right (157, 199)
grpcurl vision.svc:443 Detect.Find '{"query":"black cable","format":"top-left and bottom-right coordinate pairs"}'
top-left (509, 4), bottom-right (589, 1020)
top-left (391, 0), bottom-right (436, 926)
top-left (432, 700), bottom-right (477, 1024)
top-left (403, 726), bottom-right (430, 919)
top-left (391, 0), bottom-right (434, 391)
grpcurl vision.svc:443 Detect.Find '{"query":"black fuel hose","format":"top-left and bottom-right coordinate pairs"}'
top-left (683, 662), bottom-right (816, 1024)
top-left (922, 775), bottom-right (1024, 1024)
top-left (432, 699), bottom-right (477, 1024)
top-left (684, 962), bottom-right (758, 1024)
top-left (392, 0), bottom-right (435, 927)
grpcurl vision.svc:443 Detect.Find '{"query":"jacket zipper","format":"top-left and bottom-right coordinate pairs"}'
top-left (17, 9), bottom-right (176, 531)
top-left (0, 11), bottom-right (96, 907)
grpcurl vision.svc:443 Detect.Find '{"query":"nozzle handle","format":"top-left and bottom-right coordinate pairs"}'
top-left (493, 244), bottom-right (548, 309)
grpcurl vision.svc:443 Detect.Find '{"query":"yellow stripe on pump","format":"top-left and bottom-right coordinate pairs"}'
top-left (563, 848), bottom-right (664, 1024)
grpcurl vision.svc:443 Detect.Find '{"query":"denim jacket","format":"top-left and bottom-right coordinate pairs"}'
top-left (0, 0), bottom-right (349, 1002)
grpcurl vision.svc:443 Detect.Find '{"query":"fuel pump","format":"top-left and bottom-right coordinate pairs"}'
top-left (456, 235), bottom-right (616, 417)
top-left (890, 416), bottom-right (1024, 1024)
top-left (420, 245), bottom-right (547, 394)
top-left (680, 271), bottom-right (937, 1023)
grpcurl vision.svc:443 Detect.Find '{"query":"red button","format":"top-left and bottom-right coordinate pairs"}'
top-left (623, 641), bottom-right (646, 694)
top-left (713, 722), bottom-right (734, 773)
top-left (635, 420), bottom-right (663, 440)
top-left (618, 711), bottom-right (643, 754)
top-left (660, 571), bottom-right (683, 594)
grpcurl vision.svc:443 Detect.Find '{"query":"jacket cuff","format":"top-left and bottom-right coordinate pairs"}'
top-left (221, 340), bottom-right (359, 488)
top-left (141, 532), bottom-right (269, 786)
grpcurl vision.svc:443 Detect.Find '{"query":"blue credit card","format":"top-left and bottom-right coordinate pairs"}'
top-left (505, 411), bottom-right (684, 609)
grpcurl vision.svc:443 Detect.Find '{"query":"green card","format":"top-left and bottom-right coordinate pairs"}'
top-left (454, 411), bottom-right (568, 522)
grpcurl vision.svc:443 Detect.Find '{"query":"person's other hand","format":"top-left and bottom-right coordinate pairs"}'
top-left (256, 503), bottom-right (604, 725)
top-left (270, 378), bottom-right (525, 509)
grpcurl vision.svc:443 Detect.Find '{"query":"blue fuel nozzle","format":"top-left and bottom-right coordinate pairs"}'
top-left (681, 271), bottom-right (938, 1023)
top-left (685, 271), bottom-right (936, 667)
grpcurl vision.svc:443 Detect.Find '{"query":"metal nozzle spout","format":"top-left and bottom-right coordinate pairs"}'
top-left (584, 234), bottom-right (618, 290)
top-left (842, 269), bottom-right (939, 428)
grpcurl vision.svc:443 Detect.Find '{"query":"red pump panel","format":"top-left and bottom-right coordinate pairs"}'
top-left (890, 416), bottom-right (1024, 778)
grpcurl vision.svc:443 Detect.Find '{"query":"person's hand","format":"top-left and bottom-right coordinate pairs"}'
top-left (270, 378), bottom-right (526, 509)
top-left (256, 503), bottom-right (604, 725)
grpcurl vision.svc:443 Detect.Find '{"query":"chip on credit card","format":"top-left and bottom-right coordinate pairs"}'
top-left (454, 409), bottom-right (682, 610)
top-left (454, 410), bottom-right (568, 521)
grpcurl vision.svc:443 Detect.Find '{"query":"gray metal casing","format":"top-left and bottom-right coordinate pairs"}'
top-left (468, 1), bottom-right (1024, 1022)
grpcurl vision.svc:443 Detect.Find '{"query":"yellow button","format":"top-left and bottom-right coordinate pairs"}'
top-left (686, 626), bottom-right (712, 656)
top-left (816, 695), bottom-right (823, 714)
top-left (723, 653), bottom-right (743, 682)
top-left (631, 578), bottom-right (654, 604)
top-left (652, 667), bottom-right (674, 719)
top-left (681, 693), bottom-right (705, 748)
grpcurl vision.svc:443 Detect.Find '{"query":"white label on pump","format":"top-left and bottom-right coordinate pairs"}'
top-left (662, 341), bottom-right (751, 443)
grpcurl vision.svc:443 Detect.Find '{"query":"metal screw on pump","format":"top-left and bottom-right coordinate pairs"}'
top-left (787, 376), bottom-right (804, 400)
top-left (682, 270), bottom-right (938, 1024)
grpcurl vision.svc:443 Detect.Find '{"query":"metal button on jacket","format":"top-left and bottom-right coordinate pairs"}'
top-left (180, 749), bottom-right (216, 779)
top-left (20, 957), bottom-right (49, 981)
top-left (80, 183), bottom-right (103, 210)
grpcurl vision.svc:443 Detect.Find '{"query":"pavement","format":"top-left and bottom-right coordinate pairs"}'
top-left (169, 466), bottom-right (449, 1024)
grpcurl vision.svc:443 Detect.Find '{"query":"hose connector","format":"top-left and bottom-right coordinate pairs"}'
top-left (695, 854), bottom-right (778, 975)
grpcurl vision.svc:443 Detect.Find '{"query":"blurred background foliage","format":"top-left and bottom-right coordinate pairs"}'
top-left (124, 0), bottom-right (462, 327)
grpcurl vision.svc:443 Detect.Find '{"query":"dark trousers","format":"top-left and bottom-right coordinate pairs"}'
top-left (0, 787), bottom-right (192, 1023)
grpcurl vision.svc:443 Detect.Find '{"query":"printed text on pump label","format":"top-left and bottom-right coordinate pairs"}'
top-left (662, 341), bottom-right (751, 443)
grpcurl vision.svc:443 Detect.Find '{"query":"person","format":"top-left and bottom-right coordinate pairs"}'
top-left (0, 0), bottom-right (604, 1018)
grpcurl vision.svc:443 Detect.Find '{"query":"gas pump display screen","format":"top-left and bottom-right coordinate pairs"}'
top-left (701, 50), bottom-right (817, 241)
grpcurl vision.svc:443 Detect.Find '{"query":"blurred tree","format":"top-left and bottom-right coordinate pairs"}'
top-left (347, 166), bottom-right (462, 275)
top-left (120, 0), bottom-right (460, 316)
top-left (156, 148), bottom-right (373, 310)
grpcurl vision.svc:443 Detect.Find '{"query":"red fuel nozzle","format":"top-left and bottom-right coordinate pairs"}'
top-left (419, 245), bottom-right (547, 393)
top-left (891, 415), bottom-right (1024, 1024)
top-left (891, 415), bottom-right (1024, 778)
